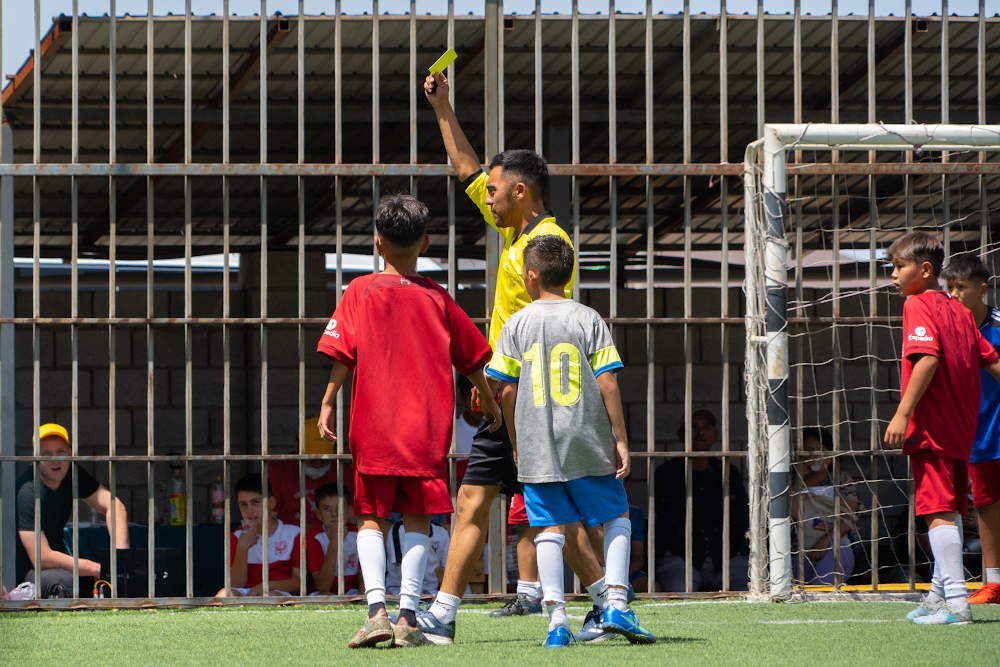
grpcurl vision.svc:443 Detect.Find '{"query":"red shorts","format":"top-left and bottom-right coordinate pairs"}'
top-left (970, 459), bottom-right (1000, 508)
top-left (911, 449), bottom-right (968, 516)
top-left (353, 471), bottom-right (453, 518)
top-left (508, 493), bottom-right (528, 525)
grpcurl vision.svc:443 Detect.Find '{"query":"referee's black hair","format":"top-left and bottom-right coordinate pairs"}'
top-left (375, 193), bottom-right (429, 248)
top-left (234, 473), bottom-right (272, 498)
top-left (489, 149), bottom-right (549, 197)
top-left (524, 234), bottom-right (575, 288)
top-left (940, 252), bottom-right (991, 285)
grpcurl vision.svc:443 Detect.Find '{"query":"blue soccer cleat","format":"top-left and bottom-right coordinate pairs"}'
top-left (602, 606), bottom-right (656, 644)
top-left (543, 625), bottom-right (574, 648)
top-left (414, 609), bottom-right (456, 645)
top-left (574, 605), bottom-right (613, 643)
top-left (912, 603), bottom-right (973, 626)
top-left (906, 599), bottom-right (943, 621)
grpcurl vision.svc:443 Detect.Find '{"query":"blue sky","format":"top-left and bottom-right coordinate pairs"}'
top-left (1, 0), bottom-right (994, 84)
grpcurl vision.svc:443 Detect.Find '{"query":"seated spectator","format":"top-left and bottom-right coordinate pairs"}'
top-left (16, 423), bottom-right (129, 598)
top-left (305, 482), bottom-right (359, 595)
top-left (792, 427), bottom-right (863, 586)
top-left (623, 474), bottom-right (654, 593)
top-left (385, 520), bottom-right (451, 597)
top-left (218, 474), bottom-right (301, 597)
top-left (654, 408), bottom-right (750, 592)
top-left (268, 417), bottom-right (353, 530)
top-left (454, 375), bottom-right (480, 483)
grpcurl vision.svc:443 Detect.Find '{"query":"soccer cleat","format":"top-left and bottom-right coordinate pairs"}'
top-left (348, 608), bottom-right (394, 648)
top-left (542, 625), bottom-right (574, 648)
top-left (392, 617), bottom-right (428, 648)
top-left (912, 603), bottom-right (973, 626)
top-left (414, 609), bottom-right (456, 645)
top-left (602, 605), bottom-right (656, 644)
top-left (906, 599), bottom-right (944, 621)
top-left (489, 594), bottom-right (543, 617)
top-left (968, 582), bottom-right (1000, 604)
top-left (574, 605), bottom-right (613, 643)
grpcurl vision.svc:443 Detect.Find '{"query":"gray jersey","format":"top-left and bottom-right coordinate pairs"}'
top-left (487, 299), bottom-right (624, 483)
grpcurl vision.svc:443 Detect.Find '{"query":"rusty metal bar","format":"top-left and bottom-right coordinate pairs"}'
top-left (183, 0), bottom-right (194, 600)
top-left (535, 0), bottom-right (542, 154)
top-left (260, 0), bottom-right (270, 597)
top-left (644, 0), bottom-right (656, 602)
top-left (682, 0), bottom-right (694, 594)
top-left (223, 0), bottom-right (232, 599)
top-left (70, 0), bottom-right (81, 600)
top-left (1, 452), bottom-right (764, 464)
top-left (335, 0), bottom-right (346, 597)
top-left (108, 0), bottom-right (119, 599)
top-left (297, 0), bottom-right (307, 596)
top-left (146, 0), bottom-right (156, 599)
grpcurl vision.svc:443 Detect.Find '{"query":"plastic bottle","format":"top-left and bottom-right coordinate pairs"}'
top-left (169, 464), bottom-right (186, 526)
top-left (211, 477), bottom-right (225, 525)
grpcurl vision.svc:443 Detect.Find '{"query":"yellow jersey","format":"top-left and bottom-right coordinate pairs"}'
top-left (465, 172), bottom-right (576, 349)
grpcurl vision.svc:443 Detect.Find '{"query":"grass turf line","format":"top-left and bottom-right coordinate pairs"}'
top-left (2, 600), bottom-right (1000, 666)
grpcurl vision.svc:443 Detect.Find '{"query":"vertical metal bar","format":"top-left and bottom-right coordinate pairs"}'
top-left (31, 0), bottom-right (41, 601)
top-left (941, 1), bottom-right (950, 262)
top-left (830, 0), bottom-right (838, 163)
top-left (795, 175), bottom-right (804, 590)
top-left (146, 0), bottom-right (156, 598)
top-left (410, 0), bottom-right (417, 195)
top-left (867, 0), bottom-right (879, 594)
top-left (682, 0), bottom-right (693, 595)
top-left (831, 177), bottom-right (842, 589)
top-left (979, 0), bottom-right (987, 257)
top-left (571, 0), bottom-right (580, 306)
top-left (260, 0), bottom-right (270, 596)
top-left (108, 0), bottom-right (119, 599)
top-left (335, 0), bottom-right (346, 595)
top-left (0, 122), bottom-right (13, 596)
top-left (609, 0), bottom-right (617, 326)
top-left (903, 0), bottom-right (913, 232)
top-left (756, 0), bottom-right (764, 138)
top-left (535, 0), bottom-right (542, 154)
top-left (297, 0), bottom-right (307, 596)
top-left (223, 0), bottom-right (232, 599)
top-left (721, 177), bottom-right (730, 592)
top-left (447, 0), bottom-right (458, 535)
top-left (372, 0), bottom-right (380, 272)
top-left (644, 0), bottom-right (656, 598)
top-left (71, 0), bottom-right (81, 600)
top-left (719, 0), bottom-right (728, 163)
top-left (183, 0), bottom-right (194, 601)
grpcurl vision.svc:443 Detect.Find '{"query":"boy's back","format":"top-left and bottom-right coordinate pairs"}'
top-left (902, 290), bottom-right (996, 460)
top-left (318, 273), bottom-right (491, 478)
top-left (489, 299), bottom-right (624, 483)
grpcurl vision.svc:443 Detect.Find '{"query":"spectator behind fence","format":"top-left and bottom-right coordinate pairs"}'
top-left (306, 482), bottom-right (359, 595)
top-left (16, 423), bottom-right (129, 598)
top-left (653, 408), bottom-right (750, 592)
top-left (217, 474), bottom-right (302, 597)
top-left (268, 417), bottom-right (354, 531)
top-left (623, 474), bottom-right (653, 592)
top-left (385, 520), bottom-right (452, 597)
top-left (791, 427), bottom-right (863, 586)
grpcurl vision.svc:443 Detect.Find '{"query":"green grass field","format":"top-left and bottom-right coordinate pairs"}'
top-left (3, 600), bottom-right (999, 666)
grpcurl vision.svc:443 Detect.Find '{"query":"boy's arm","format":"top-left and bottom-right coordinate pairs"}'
top-left (499, 381), bottom-right (519, 463)
top-left (318, 360), bottom-right (351, 443)
top-left (230, 540), bottom-right (250, 589)
top-left (884, 353), bottom-right (939, 448)
top-left (467, 369), bottom-right (502, 432)
top-left (596, 371), bottom-right (630, 479)
top-left (269, 568), bottom-right (301, 594)
top-left (424, 73), bottom-right (482, 182)
top-left (985, 358), bottom-right (1000, 383)
top-left (313, 540), bottom-right (339, 594)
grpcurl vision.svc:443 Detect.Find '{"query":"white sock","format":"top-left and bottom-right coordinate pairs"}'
top-left (535, 532), bottom-right (566, 612)
top-left (546, 601), bottom-right (570, 632)
top-left (928, 524), bottom-right (967, 611)
top-left (429, 591), bottom-right (462, 624)
top-left (925, 557), bottom-right (943, 606)
top-left (586, 576), bottom-right (608, 610)
top-left (517, 579), bottom-right (542, 600)
top-left (604, 517), bottom-right (632, 610)
top-left (986, 568), bottom-right (1000, 585)
top-left (399, 531), bottom-right (431, 612)
top-left (356, 529), bottom-right (387, 607)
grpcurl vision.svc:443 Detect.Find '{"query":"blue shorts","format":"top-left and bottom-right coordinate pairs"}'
top-left (523, 474), bottom-right (629, 528)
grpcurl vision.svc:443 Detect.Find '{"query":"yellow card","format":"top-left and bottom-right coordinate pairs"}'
top-left (429, 48), bottom-right (458, 75)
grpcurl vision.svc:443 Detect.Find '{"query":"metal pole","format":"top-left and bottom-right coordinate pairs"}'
top-left (222, 0), bottom-right (232, 599)
top-left (70, 0), bottom-right (80, 600)
top-left (297, 0), bottom-right (307, 596)
top-left (146, 0), bottom-right (156, 598)
top-left (108, 0), bottom-right (119, 599)
top-left (260, 0), bottom-right (270, 596)
top-left (644, 0), bottom-right (656, 599)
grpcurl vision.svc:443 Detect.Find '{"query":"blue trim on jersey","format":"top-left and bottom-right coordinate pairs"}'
top-left (593, 361), bottom-right (625, 377)
top-left (974, 306), bottom-right (1000, 463)
top-left (485, 368), bottom-right (519, 383)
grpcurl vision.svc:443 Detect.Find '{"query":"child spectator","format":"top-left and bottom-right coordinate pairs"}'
top-left (487, 234), bottom-right (655, 648)
top-left (305, 482), bottom-right (359, 595)
top-left (316, 194), bottom-right (501, 648)
top-left (941, 253), bottom-right (1000, 604)
top-left (884, 233), bottom-right (1000, 625)
top-left (386, 520), bottom-right (451, 597)
top-left (217, 474), bottom-right (302, 597)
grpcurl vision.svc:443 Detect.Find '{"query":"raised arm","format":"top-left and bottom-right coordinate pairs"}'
top-left (424, 73), bottom-right (482, 182)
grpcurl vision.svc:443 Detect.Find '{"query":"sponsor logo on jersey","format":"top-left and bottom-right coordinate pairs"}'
top-left (323, 318), bottom-right (340, 338)
top-left (908, 326), bottom-right (933, 342)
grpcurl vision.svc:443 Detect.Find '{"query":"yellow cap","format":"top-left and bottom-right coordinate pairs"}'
top-left (35, 423), bottom-right (69, 444)
top-left (302, 417), bottom-right (333, 455)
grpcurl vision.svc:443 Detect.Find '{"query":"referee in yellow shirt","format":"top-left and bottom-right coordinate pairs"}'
top-left (416, 71), bottom-right (612, 645)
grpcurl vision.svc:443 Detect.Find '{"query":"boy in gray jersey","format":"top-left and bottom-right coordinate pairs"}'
top-left (486, 235), bottom-right (655, 648)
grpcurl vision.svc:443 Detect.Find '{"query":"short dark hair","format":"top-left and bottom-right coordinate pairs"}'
top-left (375, 194), bottom-right (429, 247)
top-left (523, 234), bottom-right (575, 288)
top-left (940, 252), bottom-right (991, 285)
top-left (801, 427), bottom-right (833, 451)
top-left (885, 232), bottom-right (944, 277)
top-left (234, 473), bottom-right (272, 498)
top-left (314, 482), bottom-right (339, 506)
top-left (488, 149), bottom-right (549, 197)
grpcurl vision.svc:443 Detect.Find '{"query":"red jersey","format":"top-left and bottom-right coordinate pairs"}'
top-left (317, 273), bottom-right (492, 478)
top-left (268, 460), bottom-right (354, 528)
top-left (229, 520), bottom-right (302, 588)
top-left (901, 290), bottom-right (998, 460)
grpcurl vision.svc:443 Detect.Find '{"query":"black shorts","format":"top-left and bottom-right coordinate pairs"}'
top-left (461, 417), bottom-right (522, 496)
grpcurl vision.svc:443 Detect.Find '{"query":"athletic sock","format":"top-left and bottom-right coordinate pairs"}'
top-left (357, 529), bottom-right (387, 608)
top-left (517, 579), bottom-right (542, 600)
top-left (928, 524), bottom-right (967, 611)
top-left (925, 558), bottom-right (944, 606)
top-left (399, 531), bottom-right (431, 612)
top-left (399, 609), bottom-right (417, 627)
top-left (986, 568), bottom-right (1000, 586)
top-left (586, 576), bottom-right (609, 610)
top-left (603, 517), bottom-right (632, 611)
top-left (535, 532), bottom-right (567, 627)
top-left (429, 591), bottom-right (462, 624)
top-left (368, 602), bottom-right (386, 618)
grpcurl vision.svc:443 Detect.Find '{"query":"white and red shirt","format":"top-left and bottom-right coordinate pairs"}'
top-left (305, 523), bottom-right (359, 593)
top-left (385, 522), bottom-right (451, 596)
top-left (230, 520), bottom-right (302, 588)
top-left (901, 290), bottom-right (998, 460)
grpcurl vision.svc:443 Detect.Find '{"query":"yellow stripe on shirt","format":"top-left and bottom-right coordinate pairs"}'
top-left (591, 345), bottom-right (624, 376)
top-left (486, 352), bottom-right (522, 382)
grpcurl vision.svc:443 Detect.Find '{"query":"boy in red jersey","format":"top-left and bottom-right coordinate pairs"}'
top-left (316, 194), bottom-right (501, 648)
top-left (883, 232), bottom-right (1000, 625)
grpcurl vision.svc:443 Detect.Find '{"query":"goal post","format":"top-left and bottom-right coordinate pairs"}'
top-left (744, 123), bottom-right (1000, 599)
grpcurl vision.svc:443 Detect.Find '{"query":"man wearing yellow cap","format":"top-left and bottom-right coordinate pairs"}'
top-left (268, 417), bottom-right (354, 531)
top-left (15, 423), bottom-right (130, 597)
